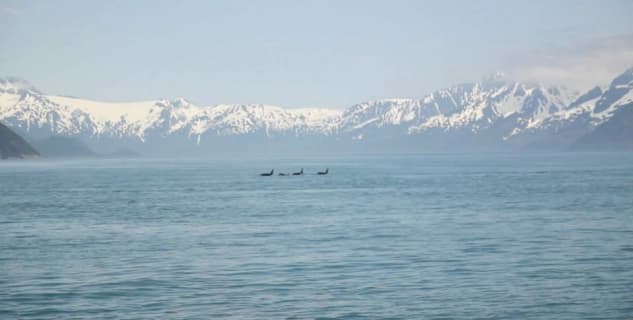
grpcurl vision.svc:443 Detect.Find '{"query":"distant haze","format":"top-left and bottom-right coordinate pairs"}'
top-left (1, 0), bottom-right (632, 107)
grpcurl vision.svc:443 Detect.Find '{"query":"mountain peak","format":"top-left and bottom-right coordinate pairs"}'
top-left (610, 66), bottom-right (633, 88)
top-left (481, 71), bottom-right (507, 84)
top-left (0, 77), bottom-right (41, 94)
top-left (171, 97), bottom-right (191, 107)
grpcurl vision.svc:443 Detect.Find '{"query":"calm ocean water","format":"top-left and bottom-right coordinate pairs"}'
top-left (1, 153), bottom-right (632, 319)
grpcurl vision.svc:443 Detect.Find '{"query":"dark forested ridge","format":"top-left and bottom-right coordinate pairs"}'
top-left (0, 122), bottom-right (39, 159)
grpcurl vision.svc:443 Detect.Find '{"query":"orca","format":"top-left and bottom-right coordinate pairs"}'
top-left (260, 169), bottom-right (274, 176)
top-left (279, 172), bottom-right (289, 176)
top-left (292, 168), bottom-right (304, 176)
top-left (317, 168), bottom-right (329, 175)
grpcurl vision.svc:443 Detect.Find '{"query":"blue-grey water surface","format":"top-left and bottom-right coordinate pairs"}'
top-left (1, 153), bottom-right (633, 319)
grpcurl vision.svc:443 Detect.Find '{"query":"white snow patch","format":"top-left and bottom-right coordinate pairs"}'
top-left (48, 96), bottom-right (158, 124)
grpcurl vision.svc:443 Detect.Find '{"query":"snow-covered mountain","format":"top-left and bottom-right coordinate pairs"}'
top-left (337, 77), bottom-right (577, 137)
top-left (1, 67), bottom-right (632, 154)
top-left (506, 68), bottom-right (633, 143)
top-left (0, 78), bottom-right (341, 143)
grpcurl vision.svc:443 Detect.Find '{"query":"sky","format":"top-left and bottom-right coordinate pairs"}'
top-left (1, 0), bottom-right (633, 108)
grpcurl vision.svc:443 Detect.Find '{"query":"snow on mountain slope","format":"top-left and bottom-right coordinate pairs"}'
top-left (339, 79), bottom-right (578, 137)
top-left (48, 96), bottom-right (159, 124)
top-left (1, 67), bottom-right (632, 151)
top-left (338, 99), bottom-right (424, 131)
top-left (0, 79), bottom-right (342, 142)
top-left (179, 104), bottom-right (340, 138)
top-left (508, 67), bottom-right (633, 138)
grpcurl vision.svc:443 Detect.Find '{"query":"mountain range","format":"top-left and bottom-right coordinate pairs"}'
top-left (1, 68), bottom-right (632, 156)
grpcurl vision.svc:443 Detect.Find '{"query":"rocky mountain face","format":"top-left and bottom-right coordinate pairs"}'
top-left (0, 121), bottom-right (39, 159)
top-left (1, 68), bottom-right (632, 155)
top-left (571, 102), bottom-right (633, 151)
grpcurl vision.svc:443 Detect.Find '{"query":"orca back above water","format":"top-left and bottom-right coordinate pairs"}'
top-left (317, 168), bottom-right (329, 175)
top-left (292, 168), bottom-right (304, 176)
top-left (260, 169), bottom-right (274, 176)
top-left (279, 172), bottom-right (289, 176)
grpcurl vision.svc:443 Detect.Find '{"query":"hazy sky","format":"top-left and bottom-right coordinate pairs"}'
top-left (1, 0), bottom-right (633, 107)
